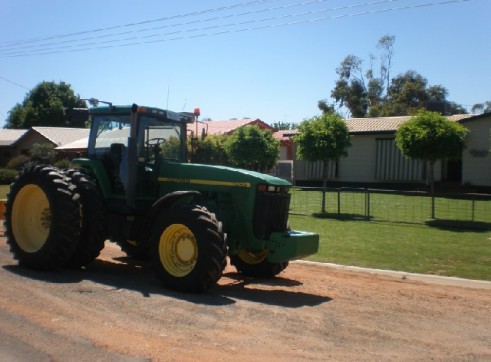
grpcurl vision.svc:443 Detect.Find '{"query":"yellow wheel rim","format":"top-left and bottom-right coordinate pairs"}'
top-left (158, 224), bottom-right (197, 277)
top-left (238, 249), bottom-right (269, 265)
top-left (12, 184), bottom-right (51, 253)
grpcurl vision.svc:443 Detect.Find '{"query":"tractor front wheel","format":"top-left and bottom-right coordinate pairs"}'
top-left (230, 250), bottom-right (289, 278)
top-left (150, 204), bottom-right (227, 292)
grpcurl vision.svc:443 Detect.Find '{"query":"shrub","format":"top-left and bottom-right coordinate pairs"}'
top-left (6, 155), bottom-right (30, 170)
top-left (0, 168), bottom-right (18, 184)
top-left (54, 158), bottom-right (74, 169)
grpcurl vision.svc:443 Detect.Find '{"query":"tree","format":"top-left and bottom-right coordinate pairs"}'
top-left (271, 121), bottom-right (296, 131)
top-left (384, 70), bottom-right (430, 115)
top-left (331, 55), bottom-right (369, 117)
top-left (188, 134), bottom-right (229, 165)
top-left (30, 143), bottom-right (57, 164)
top-left (5, 81), bottom-right (87, 129)
top-left (294, 113), bottom-right (351, 213)
top-left (395, 110), bottom-right (469, 195)
top-left (329, 35), bottom-right (466, 117)
top-left (224, 125), bottom-right (279, 172)
top-left (471, 101), bottom-right (491, 114)
top-left (317, 100), bottom-right (336, 115)
top-left (377, 34), bottom-right (395, 95)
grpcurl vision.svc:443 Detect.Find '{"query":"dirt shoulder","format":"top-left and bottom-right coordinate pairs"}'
top-left (0, 233), bottom-right (490, 361)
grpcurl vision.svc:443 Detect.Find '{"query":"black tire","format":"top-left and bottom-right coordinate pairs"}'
top-left (5, 165), bottom-right (81, 270)
top-left (230, 251), bottom-right (289, 278)
top-left (150, 204), bottom-right (227, 293)
top-left (63, 170), bottom-right (106, 268)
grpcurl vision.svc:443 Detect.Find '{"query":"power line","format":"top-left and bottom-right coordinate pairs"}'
top-left (0, 0), bottom-right (284, 48)
top-left (0, 0), bottom-right (345, 55)
top-left (0, 0), bottom-right (328, 54)
top-left (0, 0), bottom-right (398, 56)
top-left (0, 76), bottom-right (30, 90)
top-left (0, 0), bottom-right (474, 58)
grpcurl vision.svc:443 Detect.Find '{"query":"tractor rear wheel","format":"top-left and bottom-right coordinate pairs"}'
top-left (63, 170), bottom-right (106, 268)
top-left (150, 204), bottom-right (227, 292)
top-left (230, 250), bottom-right (289, 278)
top-left (5, 165), bottom-right (81, 270)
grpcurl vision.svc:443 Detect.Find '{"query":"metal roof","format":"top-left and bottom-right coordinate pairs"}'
top-left (31, 127), bottom-right (90, 146)
top-left (346, 114), bottom-right (475, 134)
top-left (0, 129), bottom-right (29, 146)
top-left (195, 118), bottom-right (273, 136)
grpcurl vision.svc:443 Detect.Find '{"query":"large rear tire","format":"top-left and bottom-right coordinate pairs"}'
top-left (63, 170), bottom-right (106, 268)
top-left (5, 165), bottom-right (81, 270)
top-left (230, 250), bottom-right (289, 278)
top-left (150, 204), bottom-right (227, 292)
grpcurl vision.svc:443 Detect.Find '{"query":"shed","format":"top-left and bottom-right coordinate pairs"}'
top-left (291, 114), bottom-right (491, 188)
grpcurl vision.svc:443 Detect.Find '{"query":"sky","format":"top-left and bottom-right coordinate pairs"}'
top-left (0, 0), bottom-right (489, 128)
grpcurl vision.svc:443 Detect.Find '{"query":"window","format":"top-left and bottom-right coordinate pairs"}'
top-left (138, 116), bottom-right (183, 163)
top-left (89, 115), bottom-right (131, 160)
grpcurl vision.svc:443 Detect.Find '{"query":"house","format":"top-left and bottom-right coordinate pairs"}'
top-left (54, 136), bottom-right (89, 158)
top-left (460, 114), bottom-right (491, 187)
top-left (0, 127), bottom-right (90, 166)
top-left (0, 129), bottom-right (29, 166)
top-left (192, 118), bottom-right (274, 136)
top-left (290, 113), bottom-right (491, 188)
top-left (273, 130), bottom-right (295, 160)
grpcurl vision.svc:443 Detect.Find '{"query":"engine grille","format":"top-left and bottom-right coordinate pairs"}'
top-left (253, 191), bottom-right (291, 240)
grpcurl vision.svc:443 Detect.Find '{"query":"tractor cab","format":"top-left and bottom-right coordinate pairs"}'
top-left (80, 104), bottom-right (194, 201)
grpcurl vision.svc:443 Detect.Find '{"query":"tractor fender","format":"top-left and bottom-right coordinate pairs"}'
top-left (143, 191), bottom-right (202, 230)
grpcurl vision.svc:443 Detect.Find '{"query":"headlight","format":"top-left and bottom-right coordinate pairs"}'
top-left (256, 184), bottom-right (289, 194)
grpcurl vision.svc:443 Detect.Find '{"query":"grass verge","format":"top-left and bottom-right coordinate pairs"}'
top-left (0, 185), bottom-right (8, 199)
top-left (290, 214), bottom-right (491, 281)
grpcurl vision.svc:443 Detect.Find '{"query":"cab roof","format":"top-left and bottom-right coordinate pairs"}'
top-left (88, 104), bottom-right (191, 123)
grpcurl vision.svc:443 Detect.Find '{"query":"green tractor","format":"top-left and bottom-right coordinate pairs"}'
top-left (4, 102), bottom-right (319, 292)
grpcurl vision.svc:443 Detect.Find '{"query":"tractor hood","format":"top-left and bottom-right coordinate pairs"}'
top-left (158, 162), bottom-right (291, 190)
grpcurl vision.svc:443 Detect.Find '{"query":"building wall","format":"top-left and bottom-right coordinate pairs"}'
top-left (338, 134), bottom-right (378, 182)
top-left (2, 132), bottom-right (57, 166)
top-left (279, 144), bottom-right (288, 160)
top-left (0, 147), bottom-right (15, 167)
top-left (462, 116), bottom-right (491, 187)
top-left (293, 133), bottom-right (435, 185)
top-left (16, 132), bottom-right (55, 155)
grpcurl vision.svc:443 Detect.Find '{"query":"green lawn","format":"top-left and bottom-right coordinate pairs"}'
top-left (290, 214), bottom-right (491, 281)
top-left (0, 185), bottom-right (8, 199)
top-left (289, 189), bottom-right (491, 281)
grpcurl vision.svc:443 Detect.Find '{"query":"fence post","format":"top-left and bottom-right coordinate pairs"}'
top-left (472, 197), bottom-right (475, 222)
top-left (337, 189), bottom-right (341, 217)
top-left (431, 194), bottom-right (435, 219)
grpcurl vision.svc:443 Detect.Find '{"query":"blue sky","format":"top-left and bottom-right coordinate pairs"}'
top-left (0, 0), bottom-right (489, 128)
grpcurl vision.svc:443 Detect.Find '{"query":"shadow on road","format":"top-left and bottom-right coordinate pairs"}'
top-left (2, 256), bottom-right (332, 308)
top-left (215, 273), bottom-right (332, 307)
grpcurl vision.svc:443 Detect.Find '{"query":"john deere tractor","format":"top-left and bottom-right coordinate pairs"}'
top-left (5, 102), bottom-right (319, 292)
